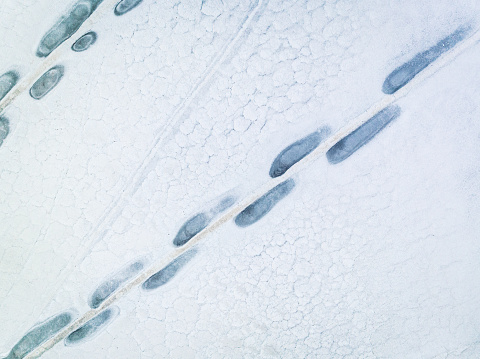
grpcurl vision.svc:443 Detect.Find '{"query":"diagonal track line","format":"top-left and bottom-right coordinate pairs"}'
top-left (23, 0), bottom-right (267, 328)
top-left (0, 0), bottom-right (156, 309)
top-left (2, 2), bottom-right (268, 357)
top-left (1, 0), bottom-right (266, 354)
top-left (25, 24), bottom-right (480, 359)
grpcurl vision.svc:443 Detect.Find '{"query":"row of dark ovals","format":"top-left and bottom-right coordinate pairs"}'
top-left (2, 23), bottom-right (470, 359)
top-left (0, 0), bottom-right (143, 152)
top-left (3, 308), bottom-right (120, 359)
top-left (1, 1), bottom-right (147, 358)
top-left (120, 20), bottom-right (469, 339)
top-left (173, 105), bottom-right (402, 243)
top-left (0, 23), bottom-right (468, 151)
top-left (35, 103), bottom-right (402, 354)
top-left (226, 24), bottom-right (472, 229)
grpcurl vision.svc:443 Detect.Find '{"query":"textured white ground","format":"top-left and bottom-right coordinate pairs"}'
top-left (1, 0), bottom-right (480, 358)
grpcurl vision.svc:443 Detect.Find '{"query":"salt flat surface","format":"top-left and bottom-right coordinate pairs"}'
top-left (40, 38), bottom-right (480, 358)
top-left (1, 0), bottom-right (480, 358)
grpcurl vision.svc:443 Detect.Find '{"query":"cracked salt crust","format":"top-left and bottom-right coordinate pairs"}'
top-left (35, 35), bottom-right (478, 357)
top-left (0, 0), bottom-right (259, 344)
top-left (0, 0), bottom-right (70, 72)
top-left (62, 44), bottom-right (480, 358)
top-left (1, 0), bottom-right (480, 357)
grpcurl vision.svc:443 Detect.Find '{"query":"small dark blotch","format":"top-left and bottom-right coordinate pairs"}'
top-left (234, 179), bottom-right (295, 228)
top-left (64, 308), bottom-right (117, 346)
top-left (71, 31), bottom-right (97, 52)
top-left (0, 117), bottom-right (9, 146)
top-left (88, 260), bottom-right (145, 309)
top-left (382, 25), bottom-right (470, 94)
top-left (326, 105), bottom-right (401, 164)
top-left (212, 196), bottom-right (236, 214)
top-left (0, 71), bottom-right (19, 101)
top-left (173, 213), bottom-right (209, 247)
top-left (269, 127), bottom-right (330, 178)
top-left (7, 312), bottom-right (74, 359)
top-left (129, 260), bottom-right (144, 272)
top-left (114, 0), bottom-right (143, 16)
top-left (29, 65), bottom-right (64, 100)
top-left (36, 0), bottom-right (104, 57)
top-left (142, 250), bottom-right (197, 291)
top-left (89, 278), bottom-right (121, 309)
